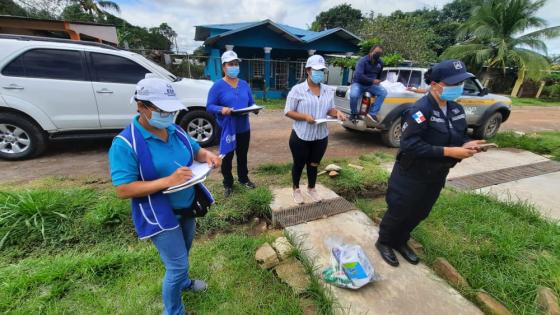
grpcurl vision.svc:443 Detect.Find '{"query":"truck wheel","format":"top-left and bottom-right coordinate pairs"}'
top-left (178, 110), bottom-right (217, 147)
top-left (0, 113), bottom-right (47, 160)
top-left (381, 117), bottom-right (401, 148)
top-left (473, 112), bottom-right (502, 139)
top-left (343, 126), bottom-right (360, 133)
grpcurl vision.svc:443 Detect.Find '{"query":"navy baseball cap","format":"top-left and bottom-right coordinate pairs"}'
top-left (431, 60), bottom-right (474, 85)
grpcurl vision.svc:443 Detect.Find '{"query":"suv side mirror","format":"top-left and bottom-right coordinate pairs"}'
top-left (479, 87), bottom-right (489, 96)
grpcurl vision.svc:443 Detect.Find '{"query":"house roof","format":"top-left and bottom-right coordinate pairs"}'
top-left (194, 19), bottom-right (361, 46)
top-left (0, 15), bottom-right (114, 27)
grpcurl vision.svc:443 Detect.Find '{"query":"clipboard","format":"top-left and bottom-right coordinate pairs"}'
top-left (314, 118), bottom-right (340, 124)
top-left (231, 105), bottom-right (263, 115)
top-left (163, 162), bottom-right (212, 194)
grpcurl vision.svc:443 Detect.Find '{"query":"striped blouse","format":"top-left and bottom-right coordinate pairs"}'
top-left (284, 81), bottom-right (335, 141)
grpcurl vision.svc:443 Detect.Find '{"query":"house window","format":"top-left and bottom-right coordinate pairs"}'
top-left (252, 60), bottom-right (264, 78)
top-left (273, 61), bottom-right (289, 90)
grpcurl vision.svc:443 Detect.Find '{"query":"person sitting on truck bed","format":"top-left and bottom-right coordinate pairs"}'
top-left (349, 45), bottom-right (387, 123)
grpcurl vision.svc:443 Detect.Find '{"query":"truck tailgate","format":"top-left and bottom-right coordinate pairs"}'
top-left (334, 86), bottom-right (351, 114)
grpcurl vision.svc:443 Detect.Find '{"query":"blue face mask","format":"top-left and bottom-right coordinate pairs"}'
top-left (226, 66), bottom-right (240, 78)
top-left (438, 83), bottom-right (464, 101)
top-left (310, 70), bottom-right (324, 84)
top-left (147, 111), bottom-right (175, 129)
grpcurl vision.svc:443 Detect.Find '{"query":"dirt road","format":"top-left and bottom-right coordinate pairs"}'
top-left (1, 106), bottom-right (558, 183)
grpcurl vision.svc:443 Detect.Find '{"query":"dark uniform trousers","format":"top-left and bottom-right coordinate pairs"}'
top-left (379, 162), bottom-right (448, 247)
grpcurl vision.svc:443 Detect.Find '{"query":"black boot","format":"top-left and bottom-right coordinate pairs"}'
top-left (375, 241), bottom-right (399, 267)
top-left (224, 186), bottom-right (233, 198)
top-left (396, 243), bottom-right (420, 265)
top-left (240, 180), bottom-right (256, 189)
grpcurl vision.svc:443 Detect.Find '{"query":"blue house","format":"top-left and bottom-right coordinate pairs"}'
top-left (194, 19), bottom-right (361, 98)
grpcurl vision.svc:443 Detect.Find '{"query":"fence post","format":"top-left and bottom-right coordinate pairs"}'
top-left (264, 47), bottom-right (272, 101)
top-left (209, 48), bottom-right (221, 81)
top-left (186, 53), bottom-right (192, 78)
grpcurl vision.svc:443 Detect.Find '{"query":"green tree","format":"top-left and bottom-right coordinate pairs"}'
top-left (61, 4), bottom-right (96, 22)
top-left (358, 14), bottom-right (438, 65)
top-left (384, 0), bottom-right (479, 56)
top-left (0, 0), bottom-right (28, 16)
top-left (10, 0), bottom-right (64, 19)
top-left (442, 0), bottom-right (560, 96)
top-left (156, 23), bottom-right (178, 52)
top-left (69, 0), bottom-right (120, 21)
top-left (104, 14), bottom-right (174, 50)
top-left (310, 4), bottom-right (363, 32)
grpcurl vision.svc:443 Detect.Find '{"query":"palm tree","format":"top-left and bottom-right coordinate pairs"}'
top-left (72, 0), bottom-right (120, 20)
top-left (442, 0), bottom-right (560, 96)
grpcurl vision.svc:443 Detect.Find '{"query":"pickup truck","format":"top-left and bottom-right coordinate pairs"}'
top-left (334, 67), bottom-right (512, 147)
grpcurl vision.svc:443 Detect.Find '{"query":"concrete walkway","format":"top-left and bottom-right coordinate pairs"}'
top-left (272, 185), bottom-right (482, 315)
top-left (451, 149), bottom-right (560, 221)
top-left (286, 210), bottom-right (482, 315)
top-left (477, 172), bottom-right (560, 220)
top-left (385, 149), bottom-right (560, 222)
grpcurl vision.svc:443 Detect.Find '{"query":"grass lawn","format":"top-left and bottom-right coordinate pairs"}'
top-left (1, 151), bottom-right (559, 314)
top-left (509, 96), bottom-right (560, 107)
top-left (491, 131), bottom-right (560, 160)
top-left (253, 97), bottom-right (286, 110)
top-left (0, 178), bottom-right (314, 314)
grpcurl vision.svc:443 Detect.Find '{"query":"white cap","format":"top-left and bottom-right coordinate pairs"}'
top-left (221, 50), bottom-right (241, 64)
top-left (131, 74), bottom-right (185, 112)
top-left (305, 54), bottom-right (327, 70)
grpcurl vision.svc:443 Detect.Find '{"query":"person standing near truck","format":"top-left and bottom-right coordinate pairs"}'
top-left (348, 45), bottom-right (387, 123)
top-left (375, 60), bottom-right (487, 267)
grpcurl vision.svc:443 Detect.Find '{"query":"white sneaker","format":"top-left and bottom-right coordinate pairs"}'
top-left (306, 188), bottom-right (322, 203)
top-left (292, 189), bottom-right (304, 204)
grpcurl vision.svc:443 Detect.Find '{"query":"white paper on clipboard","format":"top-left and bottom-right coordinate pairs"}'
top-left (314, 118), bottom-right (340, 124)
top-left (232, 104), bottom-right (263, 114)
top-left (163, 162), bottom-right (212, 194)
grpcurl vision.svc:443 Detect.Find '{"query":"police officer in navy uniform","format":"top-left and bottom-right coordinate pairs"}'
top-left (376, 60), bottom-right (486, 267)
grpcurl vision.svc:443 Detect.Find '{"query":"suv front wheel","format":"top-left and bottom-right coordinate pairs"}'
top-left (0, 113), bottom-right (47, 160)
top-left (178, 109), bottom-right (217, 147)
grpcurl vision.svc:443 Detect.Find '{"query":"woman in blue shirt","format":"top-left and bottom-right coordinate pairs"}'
top-left (109, 75), bottom-right (221, 315)
top-left (206, 50), bottom-right (257, 197)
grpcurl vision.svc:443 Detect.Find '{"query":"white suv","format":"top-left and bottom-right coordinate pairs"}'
top-left (0, 35), bottom-right (217, 160)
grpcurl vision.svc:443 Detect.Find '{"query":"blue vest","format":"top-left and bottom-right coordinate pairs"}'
top-left (116, 122), bottom-right (214, 239)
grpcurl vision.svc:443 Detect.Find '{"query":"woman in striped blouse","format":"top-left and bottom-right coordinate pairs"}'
top-left (284, 55), bottom-right (347, 204)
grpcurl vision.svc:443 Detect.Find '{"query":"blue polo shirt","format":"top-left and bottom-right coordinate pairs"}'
top-left (108, 116), bottom-right (201, 209)
top-left (206, 78), bottom-right (254, 134)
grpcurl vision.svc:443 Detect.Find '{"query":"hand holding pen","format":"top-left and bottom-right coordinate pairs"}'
top-left (166, 161), bottom-right (193, 187)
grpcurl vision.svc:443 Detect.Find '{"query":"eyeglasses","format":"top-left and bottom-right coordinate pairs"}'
top-left (138, 99), bottom-right (177, 117)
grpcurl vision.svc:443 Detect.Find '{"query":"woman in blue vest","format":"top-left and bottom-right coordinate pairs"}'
top-left (207, 50), bottom-right (257, 197)
top-left (109, 75), bottom-right (221, 315)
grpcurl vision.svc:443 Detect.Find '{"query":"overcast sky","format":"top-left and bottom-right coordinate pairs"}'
top-left (113, 0), bottom-right (560, 55)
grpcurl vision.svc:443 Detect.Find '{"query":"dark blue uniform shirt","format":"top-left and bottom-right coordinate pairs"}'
top-left (399, 93), bottom-right (470, 169)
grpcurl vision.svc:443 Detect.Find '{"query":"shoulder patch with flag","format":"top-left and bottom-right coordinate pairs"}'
top-left (412, 111), bottom-right (426, 124)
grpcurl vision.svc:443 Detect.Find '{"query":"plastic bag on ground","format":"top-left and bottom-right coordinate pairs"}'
top-left (321, 237), bottom-right (379, 290)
